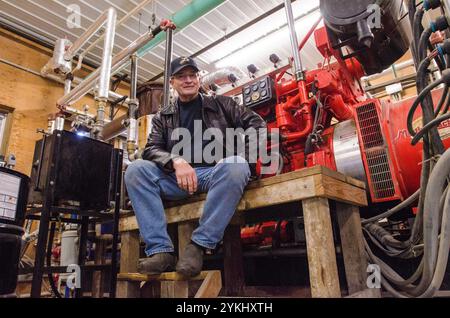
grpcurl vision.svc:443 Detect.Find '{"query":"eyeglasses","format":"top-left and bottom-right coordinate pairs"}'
top-left (173, 73), bottom-right (199, 81)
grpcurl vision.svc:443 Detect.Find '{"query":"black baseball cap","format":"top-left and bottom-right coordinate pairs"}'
top-left (170, 56), bottom-right (200, 76)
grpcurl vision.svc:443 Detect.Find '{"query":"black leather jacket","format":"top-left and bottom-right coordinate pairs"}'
top-left (142, 94), bottom-right (266, 175)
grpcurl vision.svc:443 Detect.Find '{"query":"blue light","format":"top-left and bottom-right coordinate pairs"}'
top-left (76, 131), bottom-right (91, 138)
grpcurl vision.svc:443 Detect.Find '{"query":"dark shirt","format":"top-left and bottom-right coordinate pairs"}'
top-left (178, 95), bottom-right (214, 167)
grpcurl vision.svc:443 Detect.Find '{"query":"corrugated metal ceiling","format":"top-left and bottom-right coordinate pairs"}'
top-left (0, 0), bottom-right (322, 88)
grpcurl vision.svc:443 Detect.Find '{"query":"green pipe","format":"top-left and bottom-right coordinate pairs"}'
top-left (137, 0), bottom-right (226, 58)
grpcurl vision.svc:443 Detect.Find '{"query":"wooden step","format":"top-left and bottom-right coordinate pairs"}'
top-left (118, 270), bottom-right (222, 298)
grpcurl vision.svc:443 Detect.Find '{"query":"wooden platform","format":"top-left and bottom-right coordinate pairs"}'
top-left (118, 165), bottom-right (368, 298)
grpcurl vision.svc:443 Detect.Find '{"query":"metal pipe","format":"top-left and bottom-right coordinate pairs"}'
top-left (148, 0), bottom-right (306, 82)
top-left (163, 28), bottom-right (173, 108)
top-left (94, 100), bottom-right (107, 139)
top-left (54, 116), bottom-right (65, 131)
top-left (74, 0), bottom-right (153, 73)
top-left (109, 91), bottom-right (131, 105)
top-left (201, 66), bottom-right (244, 87)
top-left (57, 30), bottom-right (155, 107)
top-left (126, 55), bottom-right (139, 160)
top-left (99, 54), bottom-right (139, 141)
top-left (1, 57), bottom-right (130, 105)
top-left (58, 0), bottom-right (225, 107)
top-left (64, 77), bottom-right (72, 95)
top-left (136, 0), bottom-right (226, 57)
top-left (98, 8), bottom-right (117, 99)
top-left (298, 15), bottom-right (322, 52)
top-left (64, 8), bottom-right (115, 61)
top-left (284, 0), bottom-right (303, 79)
top-left (41, 39), bottom-right (72, 76)
top-left (102, 114), bottom-right (128, 141)
top-left (130, 55), bottom-right (138, 102)
top-left (211, 6), bottom-right (319, 70)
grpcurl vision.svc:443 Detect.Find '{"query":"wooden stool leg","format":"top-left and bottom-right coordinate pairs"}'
top-left (117, 231), bottom-right (141, 298)
top-left (92, 237), bottom-right (107, 298)
top-left (336, 203), bottom-right (369, 295)
top-left (302, 197), bottom-right (341, 298)
top-left (223, 223), bottom-right (245, 296)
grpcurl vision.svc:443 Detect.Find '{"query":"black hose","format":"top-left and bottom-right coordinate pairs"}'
top-left (434, 85), bottom-right (448, 116)
top-left (362, 3), bottom-right (450, 297)
top-left (443, 91), bottom-right (450, 113)
top-left (412, 8), bottom-right (425, 67)
top-left (407, 77), bottom-right (444, 136)
top-left (361, 190), bottom-right (420, 225)
top-left (408, 0), bottom-right (417, 31)
top-left (419, 28), bottom-right (433, 61)
top-left (416, 28), bottom-right (446, 154)
top-left (412, 113), bottom-right (450, 145)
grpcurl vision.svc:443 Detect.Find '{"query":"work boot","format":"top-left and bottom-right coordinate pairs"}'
top-left (137, 253), bottom-right (176, 275)
top-left (176, 243), bottom-right (204, 277)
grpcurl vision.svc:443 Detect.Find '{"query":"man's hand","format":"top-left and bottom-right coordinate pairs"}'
top-left (173, 158), bottom-right (197, 195)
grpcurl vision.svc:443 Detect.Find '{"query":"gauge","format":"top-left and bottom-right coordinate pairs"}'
top-left (261, 89), bottom-right (268, 98)
top-left (252, 84), bottom-right (259, 92)
top-left (245, 96), bottom-right (252, 104)
top-left (259, 80), bottom-right (267, 89)
top-left (251, 92), bottom-right (261, 101)
top-left (244, 87), bottom-right (251, 95)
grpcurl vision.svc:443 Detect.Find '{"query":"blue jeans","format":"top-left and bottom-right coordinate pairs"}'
top-left (124, 156), bottom-right (251, 256)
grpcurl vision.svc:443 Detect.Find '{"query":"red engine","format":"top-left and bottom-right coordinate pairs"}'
top-left (236, 26), bottom-right (450, 207)
top-left (233, 24), bottom-right (450, 246)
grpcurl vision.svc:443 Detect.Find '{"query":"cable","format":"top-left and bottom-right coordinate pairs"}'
top-left (434, 84), bottom-right (448, 116)
top-left (361, 189), bottom-right (420, 225)
top-left (361, 6), bottom-right (450, 297)
top-left (407, 76), bottom-right (445, 136)
top-left (412, 112), bottom-right (450, 145)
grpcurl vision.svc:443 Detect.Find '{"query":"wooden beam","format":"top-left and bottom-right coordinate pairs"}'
top-left (117, 271), bottom-right (214, 282)
top-left (314, 175), bottom-right (368, 207)
top-left (336, 203), bottom-right (368, 295)
top-left (119, 168), bottom-right (367, 232)
top-left (194, 270), bottom-right (222, 298)
top-left (246, 165), bottom-right (365, 190)
top-left (223, 224), bottom-right (245, 296)
top-left (302, 197), bottom-right (341, 298)
top-left (92, 236), bottom-right (107, 298)
top-left (117, 231), bottom-right (140, 298)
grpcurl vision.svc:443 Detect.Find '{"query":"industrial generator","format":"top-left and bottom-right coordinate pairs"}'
top-left (221, 0), bottom-right (450, 297)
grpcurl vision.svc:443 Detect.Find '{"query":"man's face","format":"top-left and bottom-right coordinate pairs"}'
top-left (170, 66), bottom-right (200, 101)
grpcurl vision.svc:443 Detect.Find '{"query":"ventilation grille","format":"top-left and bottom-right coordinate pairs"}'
top-left (356, 102), bottom-right (396, 200)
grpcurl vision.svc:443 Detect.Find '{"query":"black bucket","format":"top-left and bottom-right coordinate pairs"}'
top-left (0, 224), bottom-right (24, 296)
top-left (0, 167), bottom-right (29, 297)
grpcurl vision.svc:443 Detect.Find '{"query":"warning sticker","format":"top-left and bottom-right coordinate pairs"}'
top-left (0, 172), bottom-right (20, 220)
top-left (412, 116), bottom-right (450, 141)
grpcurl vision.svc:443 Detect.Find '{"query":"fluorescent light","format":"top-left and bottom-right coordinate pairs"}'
top-left (215, 10), bottom-right (323, 70)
